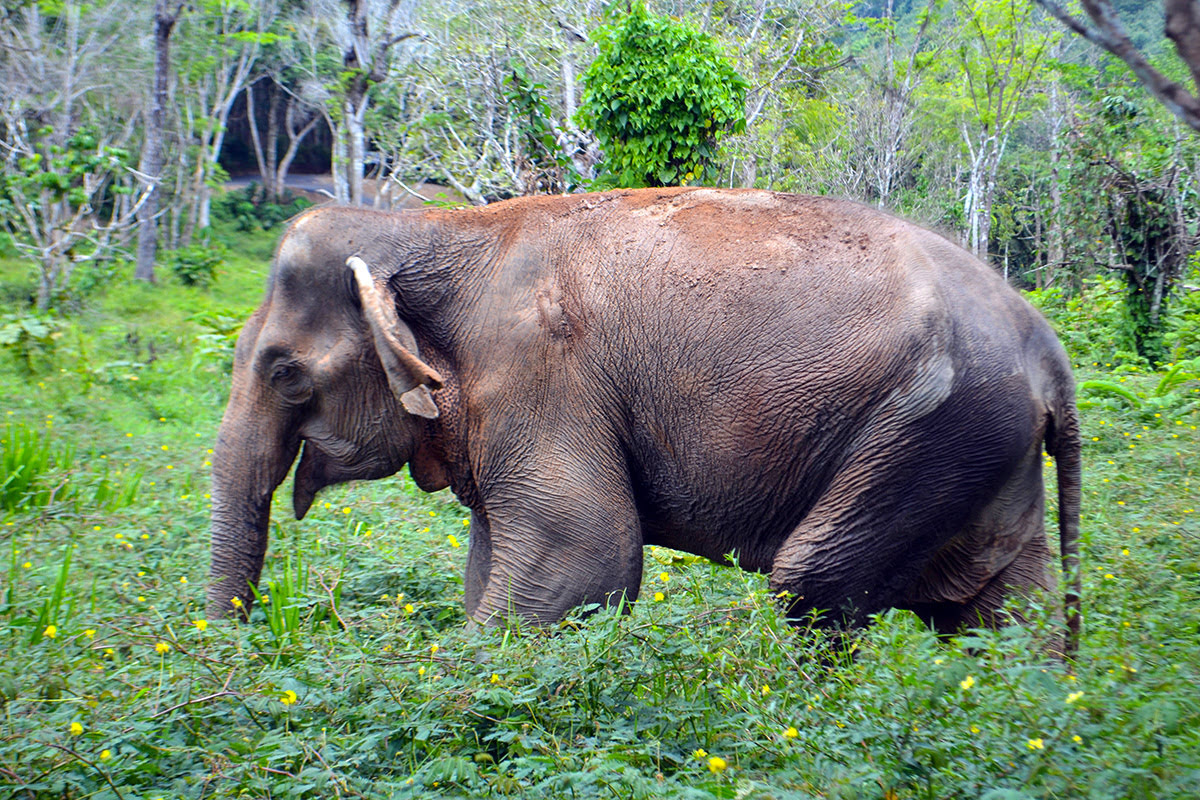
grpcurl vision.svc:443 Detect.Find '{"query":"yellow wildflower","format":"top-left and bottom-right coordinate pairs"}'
top-left (783, 726), bottom-right (798, 739)
top-left (960, 675), bottom-right (975, 690)
top-left (44, 624), bottom-right (58, 639)
top-left (69, 722), bottom-right (83, 736)
top-left (100, 749), bottom-right (112, 760)
top-left (193, 619), bottom-right (208, 632)
top-left (280, 690), bottom-right (298, 705)
top-left (491, 673), bottom-right (500, 684)
top-left (230, 596), bottom-right (243, 609)
top-left (1066, 691), bottom-right (1083, 704)
top-left (155, 641), bottom-right (171, 654)
top-left (707, 756), bottom-right (727, 773)
top-left (693, 749), bottom-right (707, 759)
top-left (1027, 738), bottom-right (1044, 751)
top-left (659, 572), bottom-right (670, 582)
top-left (653, 592), bottom-right (665, 602)
top-left (447, 534), bottom-right (460, 548)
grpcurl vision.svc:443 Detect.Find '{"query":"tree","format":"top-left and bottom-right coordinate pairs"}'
top-left (0, 128), bottom-right (145, 310)
top-left (135, 0), bottom-right (186, 283)
top-left (1066, 92), bottom-right (1200, 362)
top-left (579, 3), bottom-right (747, 188)
top-left (312, 0), bottom-right (419, 205)
top-left (174, 0), bottom-right (276, 235)
top-left (840, 0), bottom-right (942, 205)
top-left (1036, 0), bottom-right (1200, 133)
top-left (0, 0), bottom-right (147, 309)
top-left (927, 0), bottom-right (1054, 258)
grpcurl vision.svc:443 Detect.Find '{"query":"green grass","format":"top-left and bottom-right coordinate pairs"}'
top-left (1, 232), bottom-right (1198, 798)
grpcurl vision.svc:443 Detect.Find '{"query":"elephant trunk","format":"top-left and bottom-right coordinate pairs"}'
top-left (206, 402), bottom-right (300, 620)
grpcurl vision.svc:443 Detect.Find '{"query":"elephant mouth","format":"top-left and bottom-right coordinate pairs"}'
top-left (292, 441), bottom-right (323, 520)
top-left (291, 435), bottom-right (409, 519)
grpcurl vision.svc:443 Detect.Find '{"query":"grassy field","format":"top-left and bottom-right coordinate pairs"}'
top-left (1, 225), bottom-right (1198, 799)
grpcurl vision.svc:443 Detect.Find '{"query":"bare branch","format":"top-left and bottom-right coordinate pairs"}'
top-left (1036, 0), bottom-right (1200, 132)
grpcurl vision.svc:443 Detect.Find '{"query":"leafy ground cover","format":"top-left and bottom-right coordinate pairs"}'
top-left (1, 230), bottom-right (1198, 798)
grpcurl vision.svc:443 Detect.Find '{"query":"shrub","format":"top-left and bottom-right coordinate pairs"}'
top-left (0, 312), bottom-right (61, 374)
top-left (167, 243), bottom-right (226, 288)
top-left (211, 184), bottom-right (313, 232)
top-left (579, 2), bottom-right (747, 188)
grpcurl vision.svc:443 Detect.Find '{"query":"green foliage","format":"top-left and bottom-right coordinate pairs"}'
top-left (0, 127), bottom-right (131, 212)
top-left (1079, 358), bottom-right (1200, 422)
top-left (211, 184), bottom-right (313, 232)
top-left (1163, 261), bottom-right (1200, 362)
top-left (0, 312), bottom-right (62, 374)
top-left (503, 61), bottom-right (581, 194)
top-left (0, 422), bottom-right (74, 513)
top-left (1064, 92), bottom-right (1200, 366)
top-left (167, 242), bottom-right (227, 288)
top-left (1027, 276), bottom-right (1133, 367)
top-left (0, 126), bottom-right (136, 310)
top-left (579, 3), bottom-right (747, 188)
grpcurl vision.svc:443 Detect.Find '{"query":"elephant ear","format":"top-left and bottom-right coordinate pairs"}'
top-left (348, 256), bottom-right (444, 419)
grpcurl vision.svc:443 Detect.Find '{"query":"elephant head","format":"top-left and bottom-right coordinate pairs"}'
top-left (207, 225), bottom-right (443, 619)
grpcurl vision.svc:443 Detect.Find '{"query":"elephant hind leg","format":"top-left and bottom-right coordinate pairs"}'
top-left (901, 442), bottom-right (1057, 639)
top-left (767, 454), bottom-right (993, 629)
top-left (906, 532), bottom-right (1055, 633)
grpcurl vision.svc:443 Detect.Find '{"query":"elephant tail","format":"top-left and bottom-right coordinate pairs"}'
top-left (1047, 395), bottom-right (1082, 658)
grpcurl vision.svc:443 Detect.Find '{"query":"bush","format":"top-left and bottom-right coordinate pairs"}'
top-left (1163, 270), bottom-right (1200, 363)
top-left (579, 2), bottom-right (747, 188)
top-left (211, 184), bottom-right (313, 233)
top-left (1026, 276), bottom-right (1146, 369)
top-left (166, 243), bottom-right (226, 288)
top-left (0, 312), bottom-right (61, 374)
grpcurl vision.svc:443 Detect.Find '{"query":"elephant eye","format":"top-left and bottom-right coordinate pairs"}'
top-left (269, 361), bottom-right (312, 401)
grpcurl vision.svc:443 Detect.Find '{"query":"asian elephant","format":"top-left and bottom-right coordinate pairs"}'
top-left (208, 187), bottom-right (1081, 652)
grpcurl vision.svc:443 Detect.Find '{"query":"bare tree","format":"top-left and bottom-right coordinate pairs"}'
top-left (0, 0), bottom-right (148, 309)
top-left (245, 77), bottom-right (323, 202)
top-left (1037, 0), bottom-right (1200, 133)
top-left (174, 0), bottom-right (275, 236)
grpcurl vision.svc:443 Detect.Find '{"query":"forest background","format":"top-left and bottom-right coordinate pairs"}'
top-left (1, 0), bottom-right (1199, 798)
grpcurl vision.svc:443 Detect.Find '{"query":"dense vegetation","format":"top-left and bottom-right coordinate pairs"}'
top-left (2, 0), bottom-right (1200, 797)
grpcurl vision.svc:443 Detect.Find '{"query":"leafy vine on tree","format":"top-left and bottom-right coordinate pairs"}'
top-left (578, 3), bottom-right (747, 189)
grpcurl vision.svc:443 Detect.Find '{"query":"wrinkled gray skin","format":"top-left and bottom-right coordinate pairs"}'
top-left (209, 188), bottom-right (1081, 650)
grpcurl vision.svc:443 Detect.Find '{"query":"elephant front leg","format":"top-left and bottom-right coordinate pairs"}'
top-left (468, 461), bottom-right (644, 626)
top-left (464, 509), bottom-right (492, 619)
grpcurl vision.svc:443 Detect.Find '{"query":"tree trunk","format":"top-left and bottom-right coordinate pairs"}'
top-left (265, 82), bottom-right (281, 201)
top-left (346, 95), bottom-right (366, 206)
top-left (245, 81), bottom-right (269, 195)
top-left (135, 2), bottom-right (180, 283)
top-left (275, 96), bottom-right (320, 198)
top-left (331, 116), bottom-right (349, 204)
top-left (1047, 82), bottom-right (1067, 280)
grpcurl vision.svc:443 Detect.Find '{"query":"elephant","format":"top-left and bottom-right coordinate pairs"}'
top-left (208, 187), bottom-right (1081, 652)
